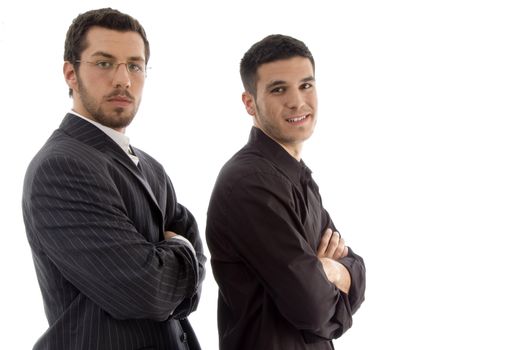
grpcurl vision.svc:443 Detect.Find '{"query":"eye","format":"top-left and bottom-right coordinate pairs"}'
top-left (95, 61), bottom-right (114, 69)
top-left (301, 82), bottom-right (313, 89)
top-left (270, 86), bottom-right (285, 94)
top-left (127, 63), bottom-right (144, 73)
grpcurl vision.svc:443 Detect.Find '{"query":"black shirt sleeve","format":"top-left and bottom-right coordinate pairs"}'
top-left (323, 209), bottom-right (366, 315)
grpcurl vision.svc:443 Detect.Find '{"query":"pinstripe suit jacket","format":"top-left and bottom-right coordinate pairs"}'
top-left (22, 114), bottom-right (205, 350)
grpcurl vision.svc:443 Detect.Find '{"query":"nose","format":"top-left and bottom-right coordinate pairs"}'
top-left (112, 63), bottom-right (131, 89)
top-left (285, 88), bottom-right (305, 110)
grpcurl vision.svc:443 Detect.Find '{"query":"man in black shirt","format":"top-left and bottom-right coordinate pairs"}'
top-left (206, 34), bottom-right (366, 349)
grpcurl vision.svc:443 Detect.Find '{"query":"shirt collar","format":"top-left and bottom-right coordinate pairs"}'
top-left (69, 110), bottom-right (139, 165)
top-left (248, 127), bottom-right (311, 185)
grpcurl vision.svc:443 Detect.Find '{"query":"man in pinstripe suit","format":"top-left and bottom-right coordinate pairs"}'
top-left (22, 8), bottom-right (205, 350)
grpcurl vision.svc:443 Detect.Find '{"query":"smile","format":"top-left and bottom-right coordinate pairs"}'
top-left (286, 114), bottom-right (308, 123)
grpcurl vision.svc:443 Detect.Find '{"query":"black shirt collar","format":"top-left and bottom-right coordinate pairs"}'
top-left (247, 127), bottom-right (312, 185)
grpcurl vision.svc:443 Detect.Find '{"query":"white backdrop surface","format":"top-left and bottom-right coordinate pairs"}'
top-left (1, 1), bottom-right (525, 349)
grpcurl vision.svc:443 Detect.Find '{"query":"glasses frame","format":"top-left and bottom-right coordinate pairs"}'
top-left (75, 60), bottom-right (149, 77)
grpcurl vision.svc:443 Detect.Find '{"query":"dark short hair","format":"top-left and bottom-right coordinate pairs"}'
top-left (64, 8), bottom-right (150, 96)
top-left (240, 34), bottom-right (315, 96)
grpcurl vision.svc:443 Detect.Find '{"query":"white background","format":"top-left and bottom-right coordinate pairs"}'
top-left (1, 1), bottom-right (525, 349)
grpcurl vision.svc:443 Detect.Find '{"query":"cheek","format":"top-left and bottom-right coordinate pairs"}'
top-left (307, 93), bottom-right (317, 105)
top-left (264, 101), bottom-right (281, 115)
top-left (132, 82), bottom-right (145, 97)
top-left (83, 77), bottom-right (104, 93)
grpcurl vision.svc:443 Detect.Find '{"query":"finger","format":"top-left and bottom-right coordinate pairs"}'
top-left (333, 237), bottom-right (346, 259)
top-left (324, 231), bottom-right (341, 258)
top-left (342, 246), bottom-right (349, 258)
top-left (317, 228), bottom-right (333, 257)
top-left (335, 242), bottom-right (349, 259)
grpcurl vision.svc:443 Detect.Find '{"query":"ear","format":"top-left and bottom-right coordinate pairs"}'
top-left (63, 61), bottom-right (79, 94)
top-left (242, 91), bottom-right (257, 117)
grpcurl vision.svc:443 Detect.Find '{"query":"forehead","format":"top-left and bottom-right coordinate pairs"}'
top-left (256, 56), bottom-right (314, 85)
top-left (82, 26), bottom-right (145, 60)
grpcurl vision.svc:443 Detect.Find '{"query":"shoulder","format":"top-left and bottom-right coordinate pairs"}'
top-left (27, 130), bottom-right (104, 173)
top-left (210, 147), bottom-right (293, 205)
top-left (23, 130), bottom-right (112, 194)
top-left (222, 147), bottom-right (286, 182)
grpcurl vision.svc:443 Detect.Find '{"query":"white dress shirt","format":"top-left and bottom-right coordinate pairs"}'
top-left (68, 111), bottom-right (196, 252)
top-left (69, 110), bottom-right (139, 166)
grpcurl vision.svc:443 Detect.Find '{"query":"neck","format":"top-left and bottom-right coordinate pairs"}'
top-left (280, 142), bottom-right (302, 161)
top-left (71, 107), bottom-right (126, 134)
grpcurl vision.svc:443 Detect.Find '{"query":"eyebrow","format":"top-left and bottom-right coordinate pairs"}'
top-left (265, 76), bottom-right (316, 91)
top-left (90, 51), bottom-right (145, 62)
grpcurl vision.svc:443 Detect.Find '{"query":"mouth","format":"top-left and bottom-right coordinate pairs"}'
top-left (286, 114), bottom-right (309, 124)
top-left (107, 95), bottom-right (133, 107)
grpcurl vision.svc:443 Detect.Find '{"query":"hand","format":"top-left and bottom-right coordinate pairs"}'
top-left (319, 257), bottom-right (351, 294)
top-left (163, 230), bottom-right (178, 240)
top-left (317, 228), bottom-right (348, 259)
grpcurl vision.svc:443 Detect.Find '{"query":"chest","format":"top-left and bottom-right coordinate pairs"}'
top-left (109, 164), bottom-right (167, 242)
top-left (291, 182), bottom-right (327, 250)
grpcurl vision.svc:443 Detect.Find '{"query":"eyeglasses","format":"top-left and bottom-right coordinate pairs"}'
top-left (75, 60), bottom-right (148, 76)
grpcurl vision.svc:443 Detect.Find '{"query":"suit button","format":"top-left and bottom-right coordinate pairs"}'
top-left (180, 332), bottom-right (187, 343)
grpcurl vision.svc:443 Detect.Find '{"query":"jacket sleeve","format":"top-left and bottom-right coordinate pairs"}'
top-left (221, 173), bottom-right (354, 340)
top-left (164, 177), bottom-right (206, 319)
top-left (24, 155), bottom-right (200, 322)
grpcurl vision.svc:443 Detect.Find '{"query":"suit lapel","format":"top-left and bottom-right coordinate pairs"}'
top-left (59, 114), bottom-right (164, 222)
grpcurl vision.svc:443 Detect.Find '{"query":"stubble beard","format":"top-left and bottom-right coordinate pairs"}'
top-left (77, 77), bottom-right (139, 130)
top-left (255, 102), bottom-right (315, 146)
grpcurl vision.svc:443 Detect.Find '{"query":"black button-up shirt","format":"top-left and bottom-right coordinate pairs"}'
top-left (206, 127), bottom-right (366, 350)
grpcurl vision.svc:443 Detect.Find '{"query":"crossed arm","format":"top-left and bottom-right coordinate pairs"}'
top-left (25, 155), bottom-right (203, 321)
top-left (212, 174), bottom-right (364, 339)
top-left (317, 228), bottom-right (351, 294)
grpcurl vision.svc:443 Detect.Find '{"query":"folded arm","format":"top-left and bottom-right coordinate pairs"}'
top-left (24, 155), bottom-right (201, 321)
top-left (164, 186), bottom-right (206, 318)
top-left (221, 175), bottom-right (354, 340)
top-left (317, 213), bottom-right (366, 314)
top-left (317, 228), bottom-right (351, 293)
